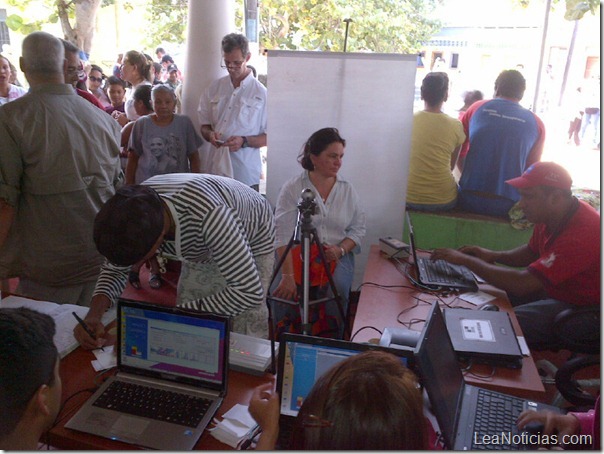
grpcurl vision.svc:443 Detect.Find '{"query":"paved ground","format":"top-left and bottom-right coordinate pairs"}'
top-left (540, 106), bottom-right (600, 192)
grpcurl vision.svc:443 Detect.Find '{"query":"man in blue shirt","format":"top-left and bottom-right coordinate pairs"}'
top-left (458, 70), bottom-right (545, 217)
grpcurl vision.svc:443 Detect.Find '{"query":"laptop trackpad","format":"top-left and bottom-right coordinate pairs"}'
top-left (110, 415), bottom-right (150, 438)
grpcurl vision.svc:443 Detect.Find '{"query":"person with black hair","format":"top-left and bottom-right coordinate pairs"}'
top-left (406, 72), bottom-right (465, 211)
top-left (87, 63), bottom-right (111, 108)
top-left (0, 308), bottom-right (61, 450)
top-left (104, 75), bottom-right (127, 115)
top-left (273, 127), bottom-right (366, 330)
top-left (74, 173), bottom-right (275, 348)
top-left (457, 69), bottom-right (545, 217)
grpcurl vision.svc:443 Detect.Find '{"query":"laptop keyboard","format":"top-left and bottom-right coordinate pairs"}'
top-left (420, 258), bottom-right (475, 285)
top-left (93, 381), bottom-right (212, 427)
top-left (471, 389), bottom-right (524, 450)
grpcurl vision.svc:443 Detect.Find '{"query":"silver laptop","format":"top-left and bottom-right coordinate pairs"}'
top-left (66, 298), bottom-right (230, 450)
top-left (275, 333), bottom-right (415, 449)
top-left (406, 212), bottom-right (478, 291)
top-left (415, 302), bottom-right (560, 450)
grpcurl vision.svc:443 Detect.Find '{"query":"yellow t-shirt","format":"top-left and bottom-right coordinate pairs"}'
top-left (406, 111), bottom-right (465, 205)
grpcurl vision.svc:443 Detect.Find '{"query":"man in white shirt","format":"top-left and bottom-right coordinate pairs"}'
top-left (198, 33), bottom-right (267, 191)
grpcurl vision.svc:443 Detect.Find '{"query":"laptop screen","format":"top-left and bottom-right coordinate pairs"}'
top-left (277, 334), bottom-right (414, 417)
top-left (405, 212), bottom-right (421, 270)
top-left (118, 299), bottom-right (229, 389)
top-left (414, 303), bottom-right (465, 448)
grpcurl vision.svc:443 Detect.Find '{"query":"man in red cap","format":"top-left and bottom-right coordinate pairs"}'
top-left (431, 162), bottom-right (600, 349)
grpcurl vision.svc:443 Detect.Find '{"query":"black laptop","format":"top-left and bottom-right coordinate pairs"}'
top-left (415, 302), bottom-right (560, 450)
top-left (445, 307), bottom-right (524, 369)
top-left (406, 212), bottom-right (478, 291)
top-left (66, 299), bottom-right (230, 450)
top-left (275, 333), bottom-right (415, 449)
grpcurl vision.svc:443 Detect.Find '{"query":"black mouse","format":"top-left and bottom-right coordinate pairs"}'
top-left (479, 303), bottom-right (499, 311)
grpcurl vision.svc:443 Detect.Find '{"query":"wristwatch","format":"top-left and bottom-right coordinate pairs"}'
top-left (241, 136), bottom-right (249, 148)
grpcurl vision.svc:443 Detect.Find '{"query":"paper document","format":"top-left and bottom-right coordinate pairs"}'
top-left (0, 295), bottom-right (116, 358)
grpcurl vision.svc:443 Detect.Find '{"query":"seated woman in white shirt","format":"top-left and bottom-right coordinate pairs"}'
top-left (272, 127), bottom-right (366, 336)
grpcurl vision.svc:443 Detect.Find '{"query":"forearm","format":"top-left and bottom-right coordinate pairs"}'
top-left (125, 152), bottom-right (138, 185)
top-left (456, 255), bottom-right (542, 296)
top-left (338, 238), bottom-right (356, 255)
top-left (244, 133), bottom-right (267, 149)
top-left (491, 245), bottom-right (537, 268)
top-left (200, 124), bottom-right (213, 142)
top-left (86, 293), bottom-right (112, 322)
top-left (189, 151), bottom-right (201, 173)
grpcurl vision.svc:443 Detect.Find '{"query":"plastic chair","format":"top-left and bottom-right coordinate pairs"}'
top-left (537, 306), bottom-right (600, 408)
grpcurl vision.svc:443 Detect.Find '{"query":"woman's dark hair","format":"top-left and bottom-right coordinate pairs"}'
top-left (133, 84), bottom-right (153, 112)
top-left (298, 127), bottom-right (346, 171)
top-left (89, 64), bottom-right (105, 78)
top-left (421, 71), bottom-right (449, 106)
top-left (289, 351), bottom-right (427, 450)
top-left (124, 50), bottom-right (152, 82)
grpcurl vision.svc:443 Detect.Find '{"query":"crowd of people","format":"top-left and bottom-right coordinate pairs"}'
top-left (0, 29), bottom-right (600, 451)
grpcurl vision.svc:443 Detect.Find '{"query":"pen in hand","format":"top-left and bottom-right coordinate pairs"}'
top-left (72, 311), bottom-right (105, 351)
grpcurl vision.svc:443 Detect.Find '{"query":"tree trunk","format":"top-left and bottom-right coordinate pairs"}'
top-left (57, 0), bottom-right (103, 56)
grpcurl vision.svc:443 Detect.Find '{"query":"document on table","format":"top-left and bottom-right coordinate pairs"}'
top-left (0, 295), bottom-right (116, 358)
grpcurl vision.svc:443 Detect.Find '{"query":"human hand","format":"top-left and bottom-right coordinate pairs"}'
top-left (73, 316), bottom-right (107, 350)
top-left (273, 274), bottom-right (297, 300)
top-left (112, 111), bottom-right (129, 127)
top-left (210, 131), bottom-right (225, 148)
top-left (430, 248), bottom-right (468, 265)
top-left (323, 244), bottom-right (342, 263)
top-left (517, 410), bottom-right (580, 438)
top-left (249, 383), bottom-right (280, 448)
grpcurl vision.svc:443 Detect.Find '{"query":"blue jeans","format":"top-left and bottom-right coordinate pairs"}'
top-left (581, 109), bottom-right (600, 145)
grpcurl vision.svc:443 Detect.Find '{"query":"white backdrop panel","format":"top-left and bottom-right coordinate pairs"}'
top-left (266, 51), bottom-right (416, 287)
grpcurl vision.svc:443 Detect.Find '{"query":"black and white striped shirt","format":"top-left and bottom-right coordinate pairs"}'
top-left (93, 173), bottom-right (275, 316)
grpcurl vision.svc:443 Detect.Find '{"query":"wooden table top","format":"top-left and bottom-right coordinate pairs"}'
top-left (351, 244), bottom-right (545, 399)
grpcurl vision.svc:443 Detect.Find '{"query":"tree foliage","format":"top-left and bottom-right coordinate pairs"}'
top-left (142, 0), bottom-right (189, 49)
top-left (259, 0), bottom-right (443, 53)
top-left (514, 0), bottom-right (600, 20)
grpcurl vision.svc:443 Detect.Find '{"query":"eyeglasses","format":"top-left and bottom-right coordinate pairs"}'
top-left (89, 75), bottom-right (103, 82)
top-left (220, 59), bottom-right (245, 69)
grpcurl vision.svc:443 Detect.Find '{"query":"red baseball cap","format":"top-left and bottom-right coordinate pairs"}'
top-left (506, 162), bottom-right (572, 190)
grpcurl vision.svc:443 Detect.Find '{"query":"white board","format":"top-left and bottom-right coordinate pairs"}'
top-left (266, 50), bottom-right (416, 287)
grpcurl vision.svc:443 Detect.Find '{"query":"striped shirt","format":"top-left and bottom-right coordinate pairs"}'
top-left (93, 173), bottom-right (275, 316)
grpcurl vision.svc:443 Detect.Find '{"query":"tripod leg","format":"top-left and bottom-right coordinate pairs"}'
top-left (311, 231), bottom-right (350, 340)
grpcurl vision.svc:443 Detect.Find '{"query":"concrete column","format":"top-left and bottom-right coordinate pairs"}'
top-left (181, 0), bottom-right (234, 125)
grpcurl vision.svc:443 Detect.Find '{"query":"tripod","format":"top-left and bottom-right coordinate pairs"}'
top-left (266, 189), bottom-right (348, 373)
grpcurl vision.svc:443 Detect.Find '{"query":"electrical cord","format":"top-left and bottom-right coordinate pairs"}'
top-left (349, 325), bottom-right (382, 342)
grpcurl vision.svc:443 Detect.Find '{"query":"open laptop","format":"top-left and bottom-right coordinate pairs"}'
top-left (66, 298), bottom-right (230, 450)
top-left (415, 302), bottom-right (560, 450)
top-left (275, 333), bottom-right (415, 449)
top-left (406, 212), bottom-right (478, 291)
top-left (444, 307), bottom-right (524, 369)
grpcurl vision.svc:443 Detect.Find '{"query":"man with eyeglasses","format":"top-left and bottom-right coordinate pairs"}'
top-left (198, 33), bottom-right (267, 191)
top-left (0, 32), bottom-right (122, 307)
top-left (61, 38), bottom-right (106, 111)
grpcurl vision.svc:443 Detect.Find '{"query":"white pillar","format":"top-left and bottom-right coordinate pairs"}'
top-left (181, 0), bottom-right (234, 128)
